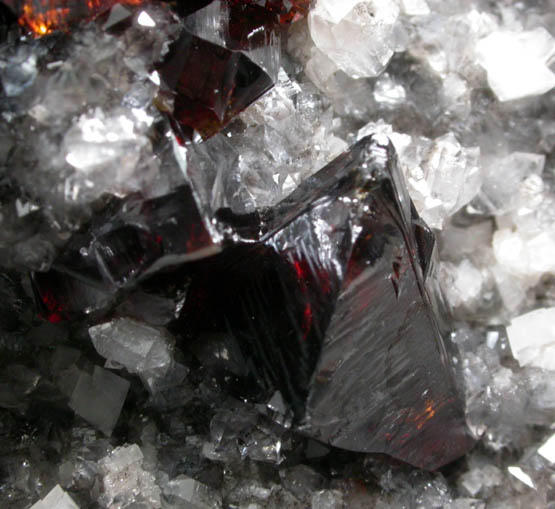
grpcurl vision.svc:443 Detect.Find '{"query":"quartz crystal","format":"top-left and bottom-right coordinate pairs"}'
top-left (89, 317), bottom-right (175, 391)
top-left (68, 366), bottom-right (129, 435)
top-left (506, 308), bottom-right (555, 371)
top-left (30, 484), bottom-right (80, 509)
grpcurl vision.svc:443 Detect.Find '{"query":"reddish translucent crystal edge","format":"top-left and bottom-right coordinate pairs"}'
top-left (32, 136), bottom-right (473, 470)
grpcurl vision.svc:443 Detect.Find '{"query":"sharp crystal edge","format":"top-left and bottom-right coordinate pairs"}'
top-left (30, 134), bottom-right (471, 468)
top-left (177, 135), bottom-right (473, 470)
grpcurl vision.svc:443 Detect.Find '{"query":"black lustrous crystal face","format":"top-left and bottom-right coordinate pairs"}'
top-left (30, 135), bottom-right (472, 469)
top-left (175, 135), bottom-right (472, 469)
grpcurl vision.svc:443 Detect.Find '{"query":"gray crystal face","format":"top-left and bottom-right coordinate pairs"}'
top-left (178, 135), bottom-right (472, 470)
top-left (68, 365), bottom-right (129, 436)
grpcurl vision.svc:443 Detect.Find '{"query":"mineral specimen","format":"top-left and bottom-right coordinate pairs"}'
top-left (177, 135), bottom-right (470, 469)
top-left (157, 30), bottom-right (274, 140)
top-left (1, 0), bottom-right (555, 507)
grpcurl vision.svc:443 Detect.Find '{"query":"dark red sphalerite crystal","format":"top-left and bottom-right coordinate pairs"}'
top-left (227, 0), bottom-right (310, 25)
top-left (156, 30), bottom-right (274, 140)
top-left (32, 135), bottom-right (471, 469)
top-left (176, 135), bottom-right (472, 470)
top-left (32, 186), bottom-right (221, 319)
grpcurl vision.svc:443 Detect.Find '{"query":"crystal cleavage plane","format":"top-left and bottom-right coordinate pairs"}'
top-left (32, 135), bottom-right (472, 470)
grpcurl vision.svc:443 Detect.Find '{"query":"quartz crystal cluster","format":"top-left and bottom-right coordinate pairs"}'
top-left (0, 0), bottom-right (555, 508)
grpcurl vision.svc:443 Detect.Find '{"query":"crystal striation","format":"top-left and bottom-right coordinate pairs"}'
top-left (177, 135), bottom-right (471, 469)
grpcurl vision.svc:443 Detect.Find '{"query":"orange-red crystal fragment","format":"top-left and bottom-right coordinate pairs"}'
top-left (14, 0), bottom-right (143, 36)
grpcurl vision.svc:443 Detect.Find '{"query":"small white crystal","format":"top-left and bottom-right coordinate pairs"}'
top-left (439, 260), bottom-right (484, 310)
top-left (164, 475), bottom-right (222, 508)
top-left (89, 318), bottom-right (173, 382)
top-left (400, 0), bottom-right (430, 16)
top-left (475, 28), bottom-right (555, 101)
top-left (99, 444), bottom-right (162, 508)
top-left (30, 485), bottom-right (79, 509)
top-left (481, 152), bottom-right (545, 215)
top-left (506, 308), bottom-right (555, 371)
top-left (507, 466), bottom-right (535, 489)
top-left (308, 0), bottom-right (400, 78)
top-left (403, 133), bottom-right (481, 229)
top-left (311, 489), bottom-right (344, 509)
top-left (538, 432), bottom-right (555, 464)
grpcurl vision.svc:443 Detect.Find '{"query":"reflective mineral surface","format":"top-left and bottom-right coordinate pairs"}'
top-left (1, 0), bottom-right (555, 508)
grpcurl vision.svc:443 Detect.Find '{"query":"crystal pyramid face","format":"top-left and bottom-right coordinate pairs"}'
top-left (29, 134), bottom-right (470, 469)
top-left (176, 135), bottom-right (471, 469)
top-left (157, 30), bottom-right (274, 140)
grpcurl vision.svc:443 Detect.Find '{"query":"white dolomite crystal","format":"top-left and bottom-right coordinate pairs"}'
top-left (507, 308), bottom-right (555, 371)
top-left (30, 485), bottom-right (80, 509)
top-left (475, 28), bottom-right (555, 101)
top-left (308, 0), bottom-right (401, 78)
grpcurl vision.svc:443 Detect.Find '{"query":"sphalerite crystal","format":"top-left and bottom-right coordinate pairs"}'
top-left (32, 135), bottom-right (471, 469)
top-left (157, 30), bottom-right (274, 140)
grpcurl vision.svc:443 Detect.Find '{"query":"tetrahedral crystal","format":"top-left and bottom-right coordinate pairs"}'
top-left (176, 135), bottom-right (471, 469)
top-left (156, 30), bottom-right (274, 140)
top-left (31, 135), bottom-right (470, 469)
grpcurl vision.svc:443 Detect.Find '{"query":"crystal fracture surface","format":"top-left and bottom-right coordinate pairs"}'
top-left (179, 136), bottom-right (470, 469)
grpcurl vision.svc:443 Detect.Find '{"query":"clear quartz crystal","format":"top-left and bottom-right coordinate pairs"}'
top-left (68, 366), bottom-right (129, 436)
top-left (30, 485), bottom-right (80, 509)
top-left (89, 318), bottom-right (173, 382)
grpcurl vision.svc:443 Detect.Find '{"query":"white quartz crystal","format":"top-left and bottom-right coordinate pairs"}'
top-left (400, 0), bottom-right (430, 16)
top-left (63, 107), bottom-right (157, 202)
top-left (308, 0), bottom-right (401, 78)
top-left (538, 432), bottom-right (555, 464)
top-left (359, 124), bottom-right (481, 229)
top-left (475, 28), bottom-right (555, 101)
top-left (481, 152), bottom-right (545, 215)
top-left (30, 485), bottom-right (80, 509)
top-left (439, 260), bottom-right (485, 311)
top-left (506, 308), bottom-right (555, 371)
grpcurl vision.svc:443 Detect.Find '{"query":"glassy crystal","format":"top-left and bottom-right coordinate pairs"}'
top-left (68, 365), bottom-right (129, 436)
top-left (178, 135), bottom-right (471, 469)
top-left (9, 0), bottom-right (144, 36)
top-left (30, 484), bottom-right (80, 509)
top-left (308, 0), bottom-right (401, 78)
top-left (475, 28), bottom-right (555, 102)
top-left (506, 308), bottom-right (555, 371)
top-left (157, 30), bottom-right (274, 140)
